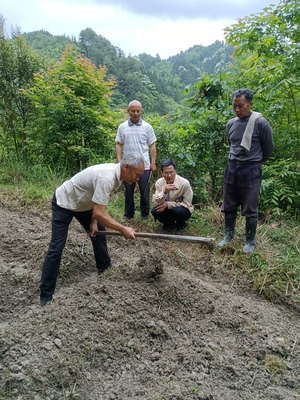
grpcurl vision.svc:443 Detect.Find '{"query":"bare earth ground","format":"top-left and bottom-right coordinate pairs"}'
top-left (0, 201), bottom-right (300, 400)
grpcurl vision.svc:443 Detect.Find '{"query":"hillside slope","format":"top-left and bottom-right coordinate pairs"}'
top-left (1, 203), bottom-right (299, 400)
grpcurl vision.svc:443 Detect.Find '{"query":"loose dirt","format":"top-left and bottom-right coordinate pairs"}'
top-left (0, 202), bottom-right (300, 400)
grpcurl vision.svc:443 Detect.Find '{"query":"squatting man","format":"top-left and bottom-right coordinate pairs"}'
top-left (151, 158), bottom-right (194, 233)
top-left (39, 153), bottom-right (145, 306)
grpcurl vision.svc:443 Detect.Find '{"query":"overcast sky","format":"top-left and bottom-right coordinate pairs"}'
top-left (2, 0), bottom-right (280, 59)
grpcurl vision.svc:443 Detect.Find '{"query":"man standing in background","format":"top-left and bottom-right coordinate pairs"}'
top-left (218, 88), bottom-right (274, 253)
top-left (116, 100), bottom-right (157, 220)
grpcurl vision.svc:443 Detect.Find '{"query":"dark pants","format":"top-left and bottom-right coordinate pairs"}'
top-left (221, 163), bottom-right (262, 218)
top-left (124, 169), bottom-right (151, 218)
top-left (151, 206), bottom-right (191, 229)
top-left (40, 195), bottom-right (111, 301)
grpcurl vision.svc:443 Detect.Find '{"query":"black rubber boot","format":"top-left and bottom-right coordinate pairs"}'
top-left (218, 213), bottom-right (237, 247)
top-left (243, 217), bottom-right (258, 253)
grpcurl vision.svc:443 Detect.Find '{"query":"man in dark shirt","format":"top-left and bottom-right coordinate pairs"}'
top-left (218, 88), bottom-right (274, 253)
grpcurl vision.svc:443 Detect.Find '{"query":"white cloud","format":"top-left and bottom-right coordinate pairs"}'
top-left (86, 0), bottom-right (279, 20)
top-left (2, 0), bottom-right (280, 59)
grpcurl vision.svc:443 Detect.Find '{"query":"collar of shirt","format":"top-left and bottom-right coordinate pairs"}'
top-left (128, 118), bottom-right (142, 126)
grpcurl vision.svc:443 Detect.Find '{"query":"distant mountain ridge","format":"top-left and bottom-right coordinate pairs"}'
top-left (22, 28), bottom-right (233, 114)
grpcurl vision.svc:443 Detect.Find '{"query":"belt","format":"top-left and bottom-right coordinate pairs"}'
top-left (229, 159), bottom-right (260, 165)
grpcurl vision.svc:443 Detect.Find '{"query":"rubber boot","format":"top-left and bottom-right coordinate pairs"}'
top-left (218, 213), bottom-right (237, 247)
top-left (243, 217), bottom-right (257, 253)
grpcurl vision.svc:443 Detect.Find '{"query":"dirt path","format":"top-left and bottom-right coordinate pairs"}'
top-left (0, 204), bottom-right (300, 399)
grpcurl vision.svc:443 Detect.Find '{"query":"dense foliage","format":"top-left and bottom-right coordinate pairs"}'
top-left (224, 0), bottom-right (300, 160)
top-left (0, 0), bottom-right (299, 218)
top-left (23, 45), bottom-right (116, 172)
top-left (0, 21), bottom-right (41, 160)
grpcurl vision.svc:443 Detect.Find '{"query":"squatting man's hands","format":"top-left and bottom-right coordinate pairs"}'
top-left (155, 183), bottom-right (178, 213)
top-left (155, 202), bottom-right (168, 213)
top-left (164, 183), bottom-right (178, 193)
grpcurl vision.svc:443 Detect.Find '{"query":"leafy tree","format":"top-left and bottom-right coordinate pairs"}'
top-left (188, 74), bottom-right (233, 202)
top-left (224, 0), bottom-right (300, 159)
top-left (138, 53), bottom-right (161, 70)
top-left (0, 23), bottom-right (42, 160)
top-left (147, 61), bottom-right (183, 102)
top-left (24, 45), bottom-right (117, 172)
top-left (78, 28), bottom-right (118, 76)
top-left (148, 73), bottom-right (231, 205)
top-left (167, 41), bottom-right (233, 85)
top-left (23, 30), bottom-right (80, 66)
top-left (260, 159), bottom-right (300, 219)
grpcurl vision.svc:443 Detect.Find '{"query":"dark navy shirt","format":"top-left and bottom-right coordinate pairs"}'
top-left (227, 113), bottom-right (274, 162)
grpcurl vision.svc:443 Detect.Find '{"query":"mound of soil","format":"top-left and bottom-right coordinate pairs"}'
top-left (0, 203), bottom-right (300, 400)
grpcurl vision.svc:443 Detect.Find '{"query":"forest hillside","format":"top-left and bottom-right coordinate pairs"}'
top-left (22, 28), bottom-right (233, 113)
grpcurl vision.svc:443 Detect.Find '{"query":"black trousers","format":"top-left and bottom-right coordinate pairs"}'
top-left (40, 195), bottom-right (110, 301)
top-left (151, 206), bottom-right (191, 228)
top-left (221, 162), bottom-right (262, 217)
top-left (124, 169), bottom-right (151, 218)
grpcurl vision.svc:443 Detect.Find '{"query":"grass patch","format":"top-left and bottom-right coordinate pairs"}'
top-left (264, 354), bottom-right (286, 379)
top-left (213, 216), bottom-right (300, 307)
top-left (0, 161), bottom-right (63, 210)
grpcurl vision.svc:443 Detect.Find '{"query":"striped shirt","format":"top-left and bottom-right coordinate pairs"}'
top-left (116, 118), bottom-right (156, 170)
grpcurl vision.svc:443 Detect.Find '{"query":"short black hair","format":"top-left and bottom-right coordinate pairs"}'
top-left (232, 88), bottom-right (254, 102)
top-left (160, 158), bottom-right (176, 171)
